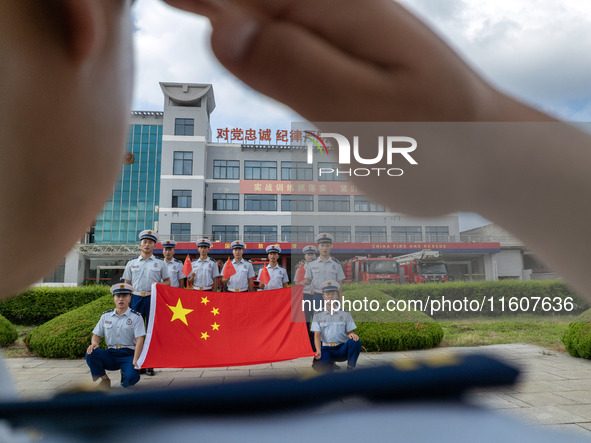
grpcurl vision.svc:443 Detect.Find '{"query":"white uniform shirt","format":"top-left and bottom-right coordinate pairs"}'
top-left (258, 264), bottom-right (289, 290)
top-left (223, 259), bottom-right (255, 292)
top-left (310, 309), bottom-right (356, 346)
top-left (304, 257), bottom-right (345, 293)
top-left (92, 308), bottom-right (146, 348)
top-left (123, 255), bottom-right (170, 293)
top-left (191, 257), bottom-right (220, 289)
top-left (165, 258), bottom-right (185, 288)
top-left (300, 261), bottom-right (314, 294)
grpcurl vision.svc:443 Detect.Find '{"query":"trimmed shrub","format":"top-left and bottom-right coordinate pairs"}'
top-left (563, 308), bottom-right (591, 359)
top-left (0, 314), bottom-right (18, 347)
top-left (0, 285), bottom-right (110, 325)
top-left (25, 294), bottom-right (113, 359)
top-left (356, 322), bottom-right (443, 352)
top-left (372, 280), bottom-right (587, 319)
top-left (343, 284), bottom-right (443, 351)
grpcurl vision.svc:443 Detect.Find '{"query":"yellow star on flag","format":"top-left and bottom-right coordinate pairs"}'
top-left (201, 331), bottom-right (210, 340)
top-left (211, 307), bottom-right (220, 316)
top-left (201, 296), bottom-right (209, 305)
top-left (211, 322), bottom-right (220, 331)
top-left (167, 298), bottom-right (194, 326)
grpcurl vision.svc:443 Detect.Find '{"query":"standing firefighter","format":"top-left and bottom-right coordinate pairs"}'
top-left (161, 240), bottom-right (186, 288)
top-left (123, 229), bottom-right (170, 376)
top-left (188, 238), bottom-right (221, 291)
top-left (258, 244), bottom-right (289, 290)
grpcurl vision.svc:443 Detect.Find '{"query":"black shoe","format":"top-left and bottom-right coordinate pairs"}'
top-left (139, 368), bottom-right (146, 374)
top-left (332, 363), bottom-right (341, 370)
top-left (145, 368), bottom-right (156, 376)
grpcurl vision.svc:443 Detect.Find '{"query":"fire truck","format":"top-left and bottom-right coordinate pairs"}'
top-left (393, 250), bottom-right (448, 283)
top-left (344, 256), bottom-right (400, 284)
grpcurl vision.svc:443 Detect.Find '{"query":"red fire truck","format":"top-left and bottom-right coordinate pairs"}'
top-left (393, 250), bottom-right (448, 283)
top-left (344, 256), bottom-right (400, 284)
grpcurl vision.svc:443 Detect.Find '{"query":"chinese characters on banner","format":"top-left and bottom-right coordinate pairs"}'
top-left (239, 181), bottom-right (363, 195)
top-left (216, 128), bottom-right (321, 144)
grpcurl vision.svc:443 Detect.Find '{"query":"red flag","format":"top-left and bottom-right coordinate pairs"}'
top-left (295, 262), bottom-right (306, 283)
top-left (222, 257), bottom-right (236, 279)
top-left (138, 285), bottom-right (313, 368)
top-left (259, 266), bottom-right (271, 285)
top-left (182, 254), bottom-right (192, 277)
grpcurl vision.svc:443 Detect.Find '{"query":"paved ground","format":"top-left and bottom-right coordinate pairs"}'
top-left (4, 344), bottom-right (591, 438)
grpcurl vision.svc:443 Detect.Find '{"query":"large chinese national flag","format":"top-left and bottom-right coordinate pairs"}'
top-left (137, 284), bottom-right (314, 368)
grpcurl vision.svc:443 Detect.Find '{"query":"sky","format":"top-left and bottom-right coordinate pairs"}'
top-left (131, 0), bottom-right (591, 230)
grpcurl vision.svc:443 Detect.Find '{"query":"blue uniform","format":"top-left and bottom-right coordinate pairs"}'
top-left (85, 308), bottom-right (146, 387)
top-left (310, 309), bottom-right (361, 371)
top-left (123, 255), bottom-right (170, 321)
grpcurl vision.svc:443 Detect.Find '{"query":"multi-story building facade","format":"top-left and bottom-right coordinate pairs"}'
top-left (45, 82), bottom-right (500, 286)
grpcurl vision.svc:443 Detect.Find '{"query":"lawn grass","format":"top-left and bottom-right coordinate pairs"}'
top-left (1, 325), bottom-right (36, 358)
top-left (439, 315), bottom-right (579, 352)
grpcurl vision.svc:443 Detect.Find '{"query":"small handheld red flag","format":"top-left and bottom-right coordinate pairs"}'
top-left (222, 257), bottom-right (236, 279)
top-left (182, 254), bottom-right (192, 277)
top-left (295, 262), bottom-right (306, 283)
top-left (259, 266), bottom-right (271, 285)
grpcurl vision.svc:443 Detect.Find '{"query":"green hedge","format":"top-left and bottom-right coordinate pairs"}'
top-left (563, 308), bottom-right (591, 359)
top-left (0, 314), bottom-right (18, 347)
top-left (371, 280), bottom-right (587, 319)
top-left (343, 285), bottom-right (443, 351)
top-left (0, 285), bottom-right (110, 325)
top-left (356, 322), bottom-right (443, 352)
top-left (25, 294), bottom-right (113, 359)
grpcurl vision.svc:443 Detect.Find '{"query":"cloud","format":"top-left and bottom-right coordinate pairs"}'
top-left (131, 0), bottom-right (300, 134)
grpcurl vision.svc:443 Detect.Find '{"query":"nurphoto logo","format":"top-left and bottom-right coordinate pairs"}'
top-left (305, 131), bottom-right (418, 177)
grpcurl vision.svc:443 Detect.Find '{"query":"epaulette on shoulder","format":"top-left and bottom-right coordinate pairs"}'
top-left (103, 308), bottom-right (115, 314)
top-left (332, 257), bottom-right (341, 264)
top-left (174, 258), bottom-right (182, 263)
top-left (130, 309), bottom-right (142, 317)
top-left (156, 256), bottom-right (164, 261)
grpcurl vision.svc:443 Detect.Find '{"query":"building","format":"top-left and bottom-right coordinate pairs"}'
top-left (42, 82), bottom-right (501, 286)
top-left (460, 224), bottom-right (559, 280)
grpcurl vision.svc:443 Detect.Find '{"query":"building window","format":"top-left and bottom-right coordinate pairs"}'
top-left (354, 196), bottom-right (385, 212)
top-left (213, 160), bottom-right (240, 179)
top-left (281, 161), bottom-right (313, 181)
top-left (212, 193), bottom-right (239, 211)
top-left (172, 190), bottom-right (192, 208)
top-left (392, 226), bottom-right (422, 242)
top-left (171, 223), bottom-right (191, 241)
top-left (173, 151), bottom-right (193, 175)
top-left (355, 226), bottom-right (387, 242)
top-left (318, 162), bottom-right (348, 181)
top-left (212, 225), bottom-right (239, 242)
top-left (244, 194), bottom-right (277, 211)
top-left (425, 226), bottom-right (449, 242)
top-left (318, 195), bottom-right (350, 212)
top-left (281, 226), bottom-right (315, 242)
top-left (174, 118), bottom-right (194, 136)
top-left (244, 161), bottom-right (277, 180)
top-left (319, 226), bottom-right (351, 243)
top-left (244, 226), bottom-right (277, 242)
top-left (281, 195), bottom-right (314, 212)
